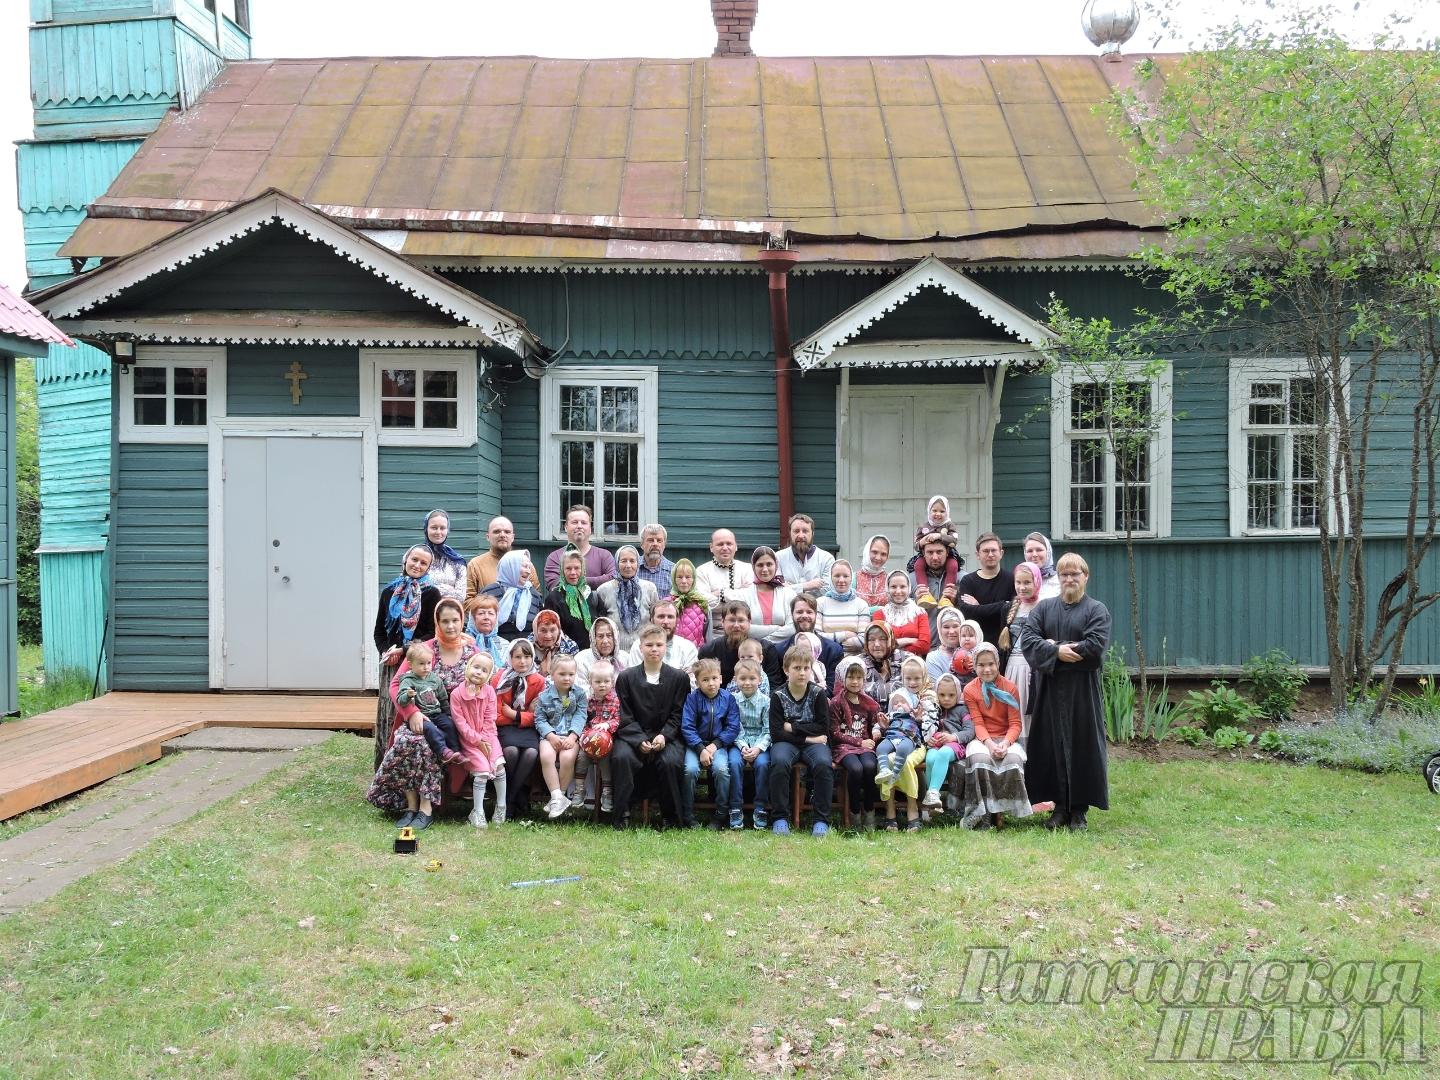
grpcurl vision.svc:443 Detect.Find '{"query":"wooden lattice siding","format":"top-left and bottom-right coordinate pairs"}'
top-left (110, 443), bottom-right (208, 690)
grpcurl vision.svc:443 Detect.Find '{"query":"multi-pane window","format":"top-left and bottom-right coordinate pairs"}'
top-left (1229, 361), bottom-right (1335, 535)
top-left (1055, 373), bottom-right (1167, 538)
top-left (379, 367), bottom-right (460, 432)
top-left (362, 350), bottom-right (476, 447)
top-left (119, 348), bottom-right (226, 443)
top-left (541, 369), bottom-right (657, 542)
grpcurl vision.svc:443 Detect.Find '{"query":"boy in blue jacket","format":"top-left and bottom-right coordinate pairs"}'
top-left (681, 657), bottom-right (742, 829)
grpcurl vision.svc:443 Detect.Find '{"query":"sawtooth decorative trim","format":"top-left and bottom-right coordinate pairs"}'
top-left (793, 255), bottom-right (1058, 371)
top-left (59, 321), bottom-right (498, 348)
top-left (33, 192), bottom-right (541, 358)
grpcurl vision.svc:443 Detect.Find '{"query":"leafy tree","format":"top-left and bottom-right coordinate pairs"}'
top-left (1111, 4), bottom-right (1440, 710)
top-left (1040, 302), bottom-right (1171, 699)
top-left (15, 359), bottom-right (40, 646)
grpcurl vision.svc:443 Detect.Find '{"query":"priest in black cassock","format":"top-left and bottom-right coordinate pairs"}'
top-left (1019, 552), bottom-right (1111, 831)
top-left (612, 623), bottom-right (690, 829)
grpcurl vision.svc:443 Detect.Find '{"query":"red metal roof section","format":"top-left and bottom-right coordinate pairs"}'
top-left (0, 281), bottom-right (74, 347)
top-left (61, 54), bottom-right (1171, 260)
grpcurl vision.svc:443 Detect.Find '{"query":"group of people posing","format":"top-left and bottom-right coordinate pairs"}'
top-left (367, 498), bottom-right (1112, 836)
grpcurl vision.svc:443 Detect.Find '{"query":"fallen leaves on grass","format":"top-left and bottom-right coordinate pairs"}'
top-left (296, 916), bottom-right (316, 930)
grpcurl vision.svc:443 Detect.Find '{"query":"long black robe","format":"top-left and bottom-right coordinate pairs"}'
top-left (612, 662), bottom-right (689, 822)
top-left (1019, 593), bottom-right (1111, 812)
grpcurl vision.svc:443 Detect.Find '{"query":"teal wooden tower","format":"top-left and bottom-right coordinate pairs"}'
top-left (19, 0), bottom-right (252, 682)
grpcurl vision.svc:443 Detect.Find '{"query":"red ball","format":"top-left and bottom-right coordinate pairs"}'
top-left (580, 727), bottom-right (613, 759)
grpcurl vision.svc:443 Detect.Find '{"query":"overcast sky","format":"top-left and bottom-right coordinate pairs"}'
top-left (4, 0), bottom-right (1438, 289)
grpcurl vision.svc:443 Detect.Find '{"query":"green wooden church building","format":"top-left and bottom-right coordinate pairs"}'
top-left (23, 7), bottom-right (1438, 692)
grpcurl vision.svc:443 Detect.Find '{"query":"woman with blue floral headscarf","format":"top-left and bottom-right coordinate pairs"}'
top-left (371, 545), bottom-right (441, 768)
top-left (421, 509), bottom-right (469, 605)
top-left (481, 549), bottom-right (544, 639)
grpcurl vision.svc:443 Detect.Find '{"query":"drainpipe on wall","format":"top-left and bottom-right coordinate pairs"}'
top-left (758, 242), bottom-right (800, 541)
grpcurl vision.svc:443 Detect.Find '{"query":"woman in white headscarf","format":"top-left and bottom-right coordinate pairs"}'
top-left (855, 534), bottom-right (892, 610)
top-left (481, 549), bottom-right (544, 639)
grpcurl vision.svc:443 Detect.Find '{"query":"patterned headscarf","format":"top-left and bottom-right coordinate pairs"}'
top-left (668, 557), bottom-right (708, 615)
top-left (614, 545), bottom-right (643, 632)
top-left (973, 643), bottom-right (1020, 710)
top-left (384, 546), bottom-right (432, 644)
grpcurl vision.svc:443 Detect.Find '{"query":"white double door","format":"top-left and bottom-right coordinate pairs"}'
top-left (837, 384), bottom-right (992, 571)
top-left (217, 427), bottom-right (369, 689)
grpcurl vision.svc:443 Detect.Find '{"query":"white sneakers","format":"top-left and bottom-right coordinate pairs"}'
top-left (922, 789), bottom-right (942, 808)
top-left (545, 791), bottom-right (569, 819)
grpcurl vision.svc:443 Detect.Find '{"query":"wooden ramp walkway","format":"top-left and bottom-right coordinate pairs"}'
top-left (0, 693), bottom-right (375, 821)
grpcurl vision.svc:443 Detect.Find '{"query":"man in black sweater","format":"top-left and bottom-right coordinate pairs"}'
top-left (612, 624), bottom-right (690, 829)
top-left (697, 600), bottom-right (784, 685)
top-left (957, 532), bottom-right (1015, 647)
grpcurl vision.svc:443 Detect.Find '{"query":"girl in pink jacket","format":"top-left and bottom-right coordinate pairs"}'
top-left (451, 652), bottom-right (505, 828)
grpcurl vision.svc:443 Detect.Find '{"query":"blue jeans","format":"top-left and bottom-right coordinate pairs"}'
top-left (683, 746), bottom-right (733, 824)
top-left (728, 747), bottom-right (769, 816)
top-left (878, 736), bottom-right (915, 771)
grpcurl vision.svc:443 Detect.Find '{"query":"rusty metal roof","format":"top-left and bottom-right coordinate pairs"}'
top-left (62, 55), bottom-right (1168, 261)
top-left (0, 281), bottom-right (74, 348)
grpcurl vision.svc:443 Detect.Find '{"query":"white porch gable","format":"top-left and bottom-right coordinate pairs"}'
top-left (793, 255), bottom-right (1056, 371)
top-left (30, 190), bottom-right (545, 359)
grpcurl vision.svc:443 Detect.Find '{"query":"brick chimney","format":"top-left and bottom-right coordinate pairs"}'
top-left (711, 0), bottom-right (757, 58)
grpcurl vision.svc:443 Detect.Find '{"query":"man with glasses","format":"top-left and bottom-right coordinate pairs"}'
top-left (1020, 553), bottom-right (1111, 832)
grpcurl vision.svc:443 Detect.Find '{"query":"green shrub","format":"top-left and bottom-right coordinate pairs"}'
top-left (1271, 710), bottom-right (1440, 773)
top-left (1240, 648), bottom-right (1308, 721)
top-left (1257, 730), bottom-right (1283, 752)
top-left (1212, 725), bottom-right (1255, 750)
top-left (1173, 725), bottom-right (1209, 747)
top-left (1102, 647), bottom-right (1136, 743)
top-left (1179, 681), bottom-right (1261, 733)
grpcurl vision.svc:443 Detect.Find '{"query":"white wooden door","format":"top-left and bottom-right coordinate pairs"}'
top-left (222, 433), bottom-right (365, 689)
top-left (837, 385), bottom-right (991, 570)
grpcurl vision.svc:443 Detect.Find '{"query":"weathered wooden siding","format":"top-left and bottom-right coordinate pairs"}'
top-left (0, 360), bottom-right (16, 715)
top-left (111, 442), bottom-right (208, 689)
top-left (16, 139), bottom-right (144, 287)
top-left (110, 227), bottom-right (438, 315)
top-left (1079, 536), bottom-right (1440, 670)
top-left (29, 18), bottom-right (181, 133)
top-left (35, 343), bottom-right (112, 683)
top-left (35, 343), bottom-right (112, 549)
top-left (226, 345), bottom-right (360, 416)
top-left (38, 550), bottom-right (107, 683)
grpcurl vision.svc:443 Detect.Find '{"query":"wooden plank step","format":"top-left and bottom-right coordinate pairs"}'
top-left (0, 692), bottom-right (380, 821)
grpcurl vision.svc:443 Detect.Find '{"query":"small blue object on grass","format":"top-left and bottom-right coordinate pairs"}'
top-left (812, 822), bottom-right (828, 838)
top-left (771, 819), bottom-right (791, 836)
top-left (508, 875), bottom-right (583, 889)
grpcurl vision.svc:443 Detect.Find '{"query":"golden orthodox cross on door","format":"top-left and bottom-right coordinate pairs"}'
top-left (284, 360), bottom-right (308, 405)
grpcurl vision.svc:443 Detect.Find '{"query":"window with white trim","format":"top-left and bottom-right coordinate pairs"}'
top-left (361, 349), bottom-right (476, 447)
top-left (118, 346), bottom-right (227, 443)
top-left (1050, 363), bottom-right (1172, 539)
top-left (539, 367), bottom-right (658, 543)
top-left (1228, 359), bottom-right (1341, 535)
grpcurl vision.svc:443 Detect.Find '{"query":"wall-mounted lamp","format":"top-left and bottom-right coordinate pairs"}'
top-left (112, 337), bottom-right (134, 374)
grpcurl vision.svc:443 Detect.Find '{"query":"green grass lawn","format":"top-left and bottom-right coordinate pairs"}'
top-left (14, 642), bottom-right (96, 720)
top-left (0, 734), bottom-right (1435, 1078)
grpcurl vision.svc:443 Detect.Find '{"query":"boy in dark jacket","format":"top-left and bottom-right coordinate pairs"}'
top-left (681, 658), bottom-right (742, 829)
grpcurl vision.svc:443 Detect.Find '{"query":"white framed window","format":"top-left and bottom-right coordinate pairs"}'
top-left (360, 348), bottom-right (477, 447)
top-left (119, 346), bottom-right (227, 444)
top-left (538, 366), bottom-right (658, 543)
top-left (1228, 359), bottom-right (1344, 536)
top-left (1050, 363), bottom-right (1173, 540)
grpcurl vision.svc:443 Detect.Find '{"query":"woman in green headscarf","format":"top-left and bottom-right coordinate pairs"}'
top-left (542, 549), bottom-right (603, 649)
